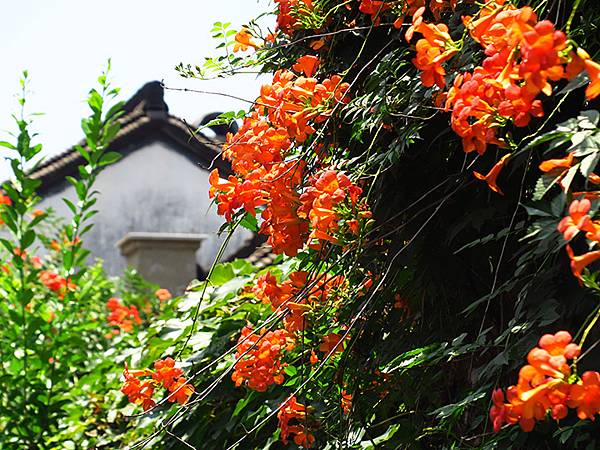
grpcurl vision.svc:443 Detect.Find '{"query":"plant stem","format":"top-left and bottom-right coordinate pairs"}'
top-left (566, 0), bottom-right (583, 35)
top-left (573, 303), bottom-right (600, 375)
top-left (578, 303), bottom-right (600, 349)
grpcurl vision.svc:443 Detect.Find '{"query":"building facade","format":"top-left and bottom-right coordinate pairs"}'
top-left (30, 82), bottom-right (255, 292)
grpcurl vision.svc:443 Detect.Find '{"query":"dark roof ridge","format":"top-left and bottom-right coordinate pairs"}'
top-left (122, 81), bottom-right (168, 114)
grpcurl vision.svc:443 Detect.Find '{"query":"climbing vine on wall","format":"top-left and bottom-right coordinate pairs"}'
top-left (114, 1), bottom-right (600, 448)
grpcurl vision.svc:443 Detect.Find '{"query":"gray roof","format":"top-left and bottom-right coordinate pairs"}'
top-left (28, 81), bottom-right (231, 194)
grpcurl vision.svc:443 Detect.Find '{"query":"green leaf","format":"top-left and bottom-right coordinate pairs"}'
top-left (283, 376), bottom-right (298, 386)
top-left (208, 263), bottom-right (236, 286)
top-left (75, 144), bottom-right (91, 163)
top-left (87, 89), bottom-right (103, 113)
top-left (66, 176), bottom-right (86, 199)
top-left (239, 212), bottom-right (258, 232)
top-left (232, 392), bottom-right (254, 417)
top-left (230, 259), bottom-right (256, 276)
top-left (558, 71), bottom-right (589, 95)
top-left (284, 365), bottom-right (297, 376)
top-left (103, 122), bottom-right (120, 144)
top-left (561, 164), bottom-right (580, 193)
top-left (580, 152), bottom-right (599, 177)
top-left (62, 198), bottom-right (78, 214)
top-left (0, 238), bottom-right (14, 254)
top-left (432, 390), bottom-right (487, 420)
top-left (21, 229), bottom-right (35, 249)
top-left (522, 130), bottom-right (567, 153)
top-left (98, 151), bottom-right (122, 167)
top-left (580, 110), bottom-right (600, 129)
top-left (385, 344), bottom-right (442, 372)
top-left (521, 203), bottom-right (554, 218)
top-left (28, 211), bottom-right (46, 228)
top-left (105, 101), bottom-right (124, 121)
top-left (533, 173), bottom-right (562, 201)
top-left (360, 424), bottom-right (400, 449)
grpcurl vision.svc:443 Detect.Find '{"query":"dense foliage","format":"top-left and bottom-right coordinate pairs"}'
top-left (0, 69), bottom-right (184, 448)
top-left (164, 0), bottom-right (600, 448)
top-left (3, 1), bottom-right (600, 449)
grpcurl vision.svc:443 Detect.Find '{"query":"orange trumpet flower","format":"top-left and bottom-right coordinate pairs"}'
top-left (293, 55), bottom-right (320, 78)
top-left (566, 245), bottom-right (600, 282)
top-left (539, 153), bottom-right (574, 172)
top-left (233, 29), bottom-right (262, 52)
top-left (473, 153), bottom-right (511, 194)
top-left (584, 58), bottom-right (600, 100)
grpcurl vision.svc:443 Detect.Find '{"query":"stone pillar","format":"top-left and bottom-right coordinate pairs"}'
top-left (117, 232), bottom-right (206, 294)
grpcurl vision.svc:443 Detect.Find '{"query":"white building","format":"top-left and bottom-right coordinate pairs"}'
top-left (31, 81), bottom-right (262, 292)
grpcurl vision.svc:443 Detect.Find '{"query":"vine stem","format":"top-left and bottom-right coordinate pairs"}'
top-left (175, 215), bottom-right (242, 358)
top-left (578, 303), bottom-right (600, 349)
top-left (573, 303), bottom-right (600, 375)
top-left (566, 0), bottom-right (583, 35)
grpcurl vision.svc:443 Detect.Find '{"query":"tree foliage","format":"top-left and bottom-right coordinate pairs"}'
top-left (3, 1), bottom-right (600, 449)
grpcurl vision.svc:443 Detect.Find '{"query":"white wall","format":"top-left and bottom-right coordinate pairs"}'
top-left (36, 141), bottom-right (254, 275)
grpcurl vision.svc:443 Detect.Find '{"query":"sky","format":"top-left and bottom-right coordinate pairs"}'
top-left (0, 0), bottom-right (272, 179)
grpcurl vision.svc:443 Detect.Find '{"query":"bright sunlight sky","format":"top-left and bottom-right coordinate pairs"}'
top-left (0, 0), bottom-right (272, 179)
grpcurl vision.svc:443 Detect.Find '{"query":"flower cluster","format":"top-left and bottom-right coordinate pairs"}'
top-left (233, 267), bottom-right (348, 432)
top-left (319, 332), bottom-right (346, 354)
top-left (274, 0), bottom-right (314, 35)
top-left (359, 0), bottom-right (455, 27)
top-left (405, 6), bottom-right (458, 89)
top-left (252, 270), bottom-right (345, 333)
top-left (0, 192), bottom-right (11, 206)
top-left (213, 30), bottom-right (370, 450)
top-left (341, 389), bottom-right (352, 414)
top-left (556, 198), bottom-right (600, 281)
top-left (121, 358), bottom-right (194, 411)
top-left (231, 326), bottom-right (295, 392)
top-left (38, 270), bottom-right (75, 299)
top-left (446, 1), bottom-right (598, 156)
top-left (121, 365), bottom-right (155, 411)
top-left (299, 169), bottom-right (368, 246)
top-left (106, 297), bottom-right (142, 334)
top-left (253, 270), bottom-right (307, 333)
top-left (446, 4), bottom-right (543, 154)
top-left (490, 331), bottom-right (600, 432)
top-left (278, 396), bottom-right (315, 448)
top-left (358, 0), bottom-right (392, 26)
top-left (404, 1), bottom-right (600, 194)
top-left (209, 58), bottom-right (368, 256)
top-left (199, 0), bottom-right (600, 446)
top-left (155, 288), bottom-right (172, 302)
top-left (0, 191), bottom-right (11, 225)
